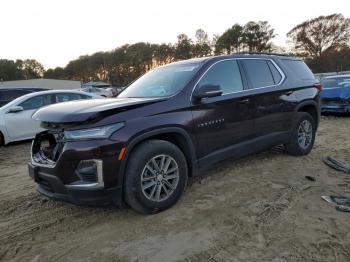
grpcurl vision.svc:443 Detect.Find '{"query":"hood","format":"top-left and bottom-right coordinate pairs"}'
top-left (32, 97), bottom-right (164, 124)
top-left (321, 87), bottom-right (350, 101)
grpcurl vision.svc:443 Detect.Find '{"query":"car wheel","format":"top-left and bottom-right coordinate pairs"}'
top-left (285, 112), bottom-right (316, 156)
top-left (124, 140), bottom-right (188, 214)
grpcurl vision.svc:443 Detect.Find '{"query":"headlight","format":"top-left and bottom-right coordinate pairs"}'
top-left (64, 123), bottom-right (125, 140)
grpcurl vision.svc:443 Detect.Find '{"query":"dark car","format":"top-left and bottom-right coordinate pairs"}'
top-left (320, 75), bottom-right (350, 114)
top-left (28, 53), bottom-right (321, 214)
top-left (0, 87), bottom-right (48, 107)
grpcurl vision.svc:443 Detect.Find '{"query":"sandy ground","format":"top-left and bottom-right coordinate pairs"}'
top-left (1, 116), bottom-right (350, 262)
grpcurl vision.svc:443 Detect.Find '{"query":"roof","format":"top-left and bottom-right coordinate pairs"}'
top-left (11, 89), bottom-right (99, 99)
top-left (234, 51), bottom-right (296, 57)
top-left (324, 74), bottom-right (350, 79)
top-left (82, 81), bottom-right (111, 87)
top-left (0, 86), bottom-right (47, 90)
top-left (169, 52), bottom-right (297, 67)
top-left (23, 89), bottom-right (91, 95)
top-left (216, 52), bottom-right (298, 60)
top-left (0, 90), bottom-right (101, 110)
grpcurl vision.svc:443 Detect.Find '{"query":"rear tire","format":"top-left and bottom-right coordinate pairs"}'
top-left (124, 140), bottom-right (188, 214)
top-left (285, 112), bottom-right (316, 156)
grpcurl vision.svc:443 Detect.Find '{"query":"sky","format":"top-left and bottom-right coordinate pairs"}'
top-left (1, 0), bottom-right (350, 69)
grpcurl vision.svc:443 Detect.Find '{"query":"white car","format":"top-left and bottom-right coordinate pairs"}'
top-left (80, 86), bottom-right (115, 97)
top-left (0, 90), bottom-right (101, 145)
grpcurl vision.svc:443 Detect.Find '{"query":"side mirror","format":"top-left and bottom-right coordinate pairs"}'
top-left (8, 106), bottom-right (24, 113)
top-left (193, 84), bottom-right (223, 100)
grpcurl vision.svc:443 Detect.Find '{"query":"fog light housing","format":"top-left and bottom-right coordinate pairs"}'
top-left (76, 160), bottom-right (98, 183)
top-left (68, 160), bottom-right (104, 188)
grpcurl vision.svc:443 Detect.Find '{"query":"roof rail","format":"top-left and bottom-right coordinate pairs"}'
top-left (235, 51), bottom-right (295, 57)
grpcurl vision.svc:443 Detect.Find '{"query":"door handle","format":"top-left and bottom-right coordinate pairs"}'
top-left (239, 98), bottom-right (250, 104)
top-left (285, 91), bottom-right (293, 96)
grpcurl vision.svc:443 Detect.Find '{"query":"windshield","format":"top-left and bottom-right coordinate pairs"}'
top-left (118, 63), bottom-right (200, 98)
top-left (322, 77), bottom-right (350, 89)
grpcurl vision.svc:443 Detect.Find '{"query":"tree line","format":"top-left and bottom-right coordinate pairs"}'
top-left (1, 14), bottom-right (349, 86)
top-left (0, 59), bottom-right (44, 82)
top-left (45, 20), bottom-right (277, 86)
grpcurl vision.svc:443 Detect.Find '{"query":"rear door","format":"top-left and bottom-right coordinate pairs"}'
top-left (240, 58), bottom-right (294, 141)
top-left (4, 94), bottom-right (52, 140)
top-left (191, 59), bottom-right (255, 164)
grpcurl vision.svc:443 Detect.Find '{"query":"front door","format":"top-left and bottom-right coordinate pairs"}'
top-left (5, 94), bottom-right (52, 140)
top-left (191, 59), bottom-right (255, 166)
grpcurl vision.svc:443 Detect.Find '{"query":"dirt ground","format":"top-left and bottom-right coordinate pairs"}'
top-left (1, 116), bottom-right (350, 262)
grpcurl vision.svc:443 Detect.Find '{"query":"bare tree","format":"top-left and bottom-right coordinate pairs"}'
top-left (287, 13), bottom-right (350, 58)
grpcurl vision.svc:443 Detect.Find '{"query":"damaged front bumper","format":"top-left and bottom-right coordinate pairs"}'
top-left (28, 162), bottom-right (119, 205)
top-left (28, 131), bottom-right (124, 206)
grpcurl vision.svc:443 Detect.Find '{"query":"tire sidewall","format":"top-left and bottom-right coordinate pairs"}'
top-left (125, 141), bottom-right (188, 213)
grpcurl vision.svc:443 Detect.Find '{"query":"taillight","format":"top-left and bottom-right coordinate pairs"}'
top-left (313, 83), bottom-right (323, 91)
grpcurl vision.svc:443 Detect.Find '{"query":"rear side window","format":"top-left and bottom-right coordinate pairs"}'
top-left (282, 59), bottom-right (315, 80)
top-left (267, 61), bottom-right (282, 84)
top-left (321, 78), bottom-right (337, 89)
top-left (322, 77), bottom-right (350, 88)
top-left (242, 59), bottom-right (275, 88)
top-left (198, 60), bottom-right (243, 94)
top-left (80, 94), bottom-right (92, 99)
top-left (55, 93), bottom-right (82, 102)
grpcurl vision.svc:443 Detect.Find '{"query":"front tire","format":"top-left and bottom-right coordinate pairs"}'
top-left (285, 112), bottom-right (316, 156)
top-left (124, 140), bottom-right (188, 214)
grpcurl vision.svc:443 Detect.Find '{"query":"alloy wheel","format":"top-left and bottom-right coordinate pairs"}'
top-left (141, 154), bottom-right (180, 202)
top-left (297, 119), bottom-right (313, 150)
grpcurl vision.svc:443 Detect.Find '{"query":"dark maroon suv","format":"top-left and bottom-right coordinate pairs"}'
top-left (28, 53), bottom-right (321, 214)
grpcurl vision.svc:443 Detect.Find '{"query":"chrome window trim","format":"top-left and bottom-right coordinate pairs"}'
top-left (206, 90), bottom-right (221, 94)
top-left (190, 57), bottom-right (286, 101)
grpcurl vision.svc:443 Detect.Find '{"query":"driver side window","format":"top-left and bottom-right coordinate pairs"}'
top-left (198, 60), bottom-right (243, 94)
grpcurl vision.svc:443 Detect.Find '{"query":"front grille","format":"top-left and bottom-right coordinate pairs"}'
top-left (32, 131), bottom-right (64, 167)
